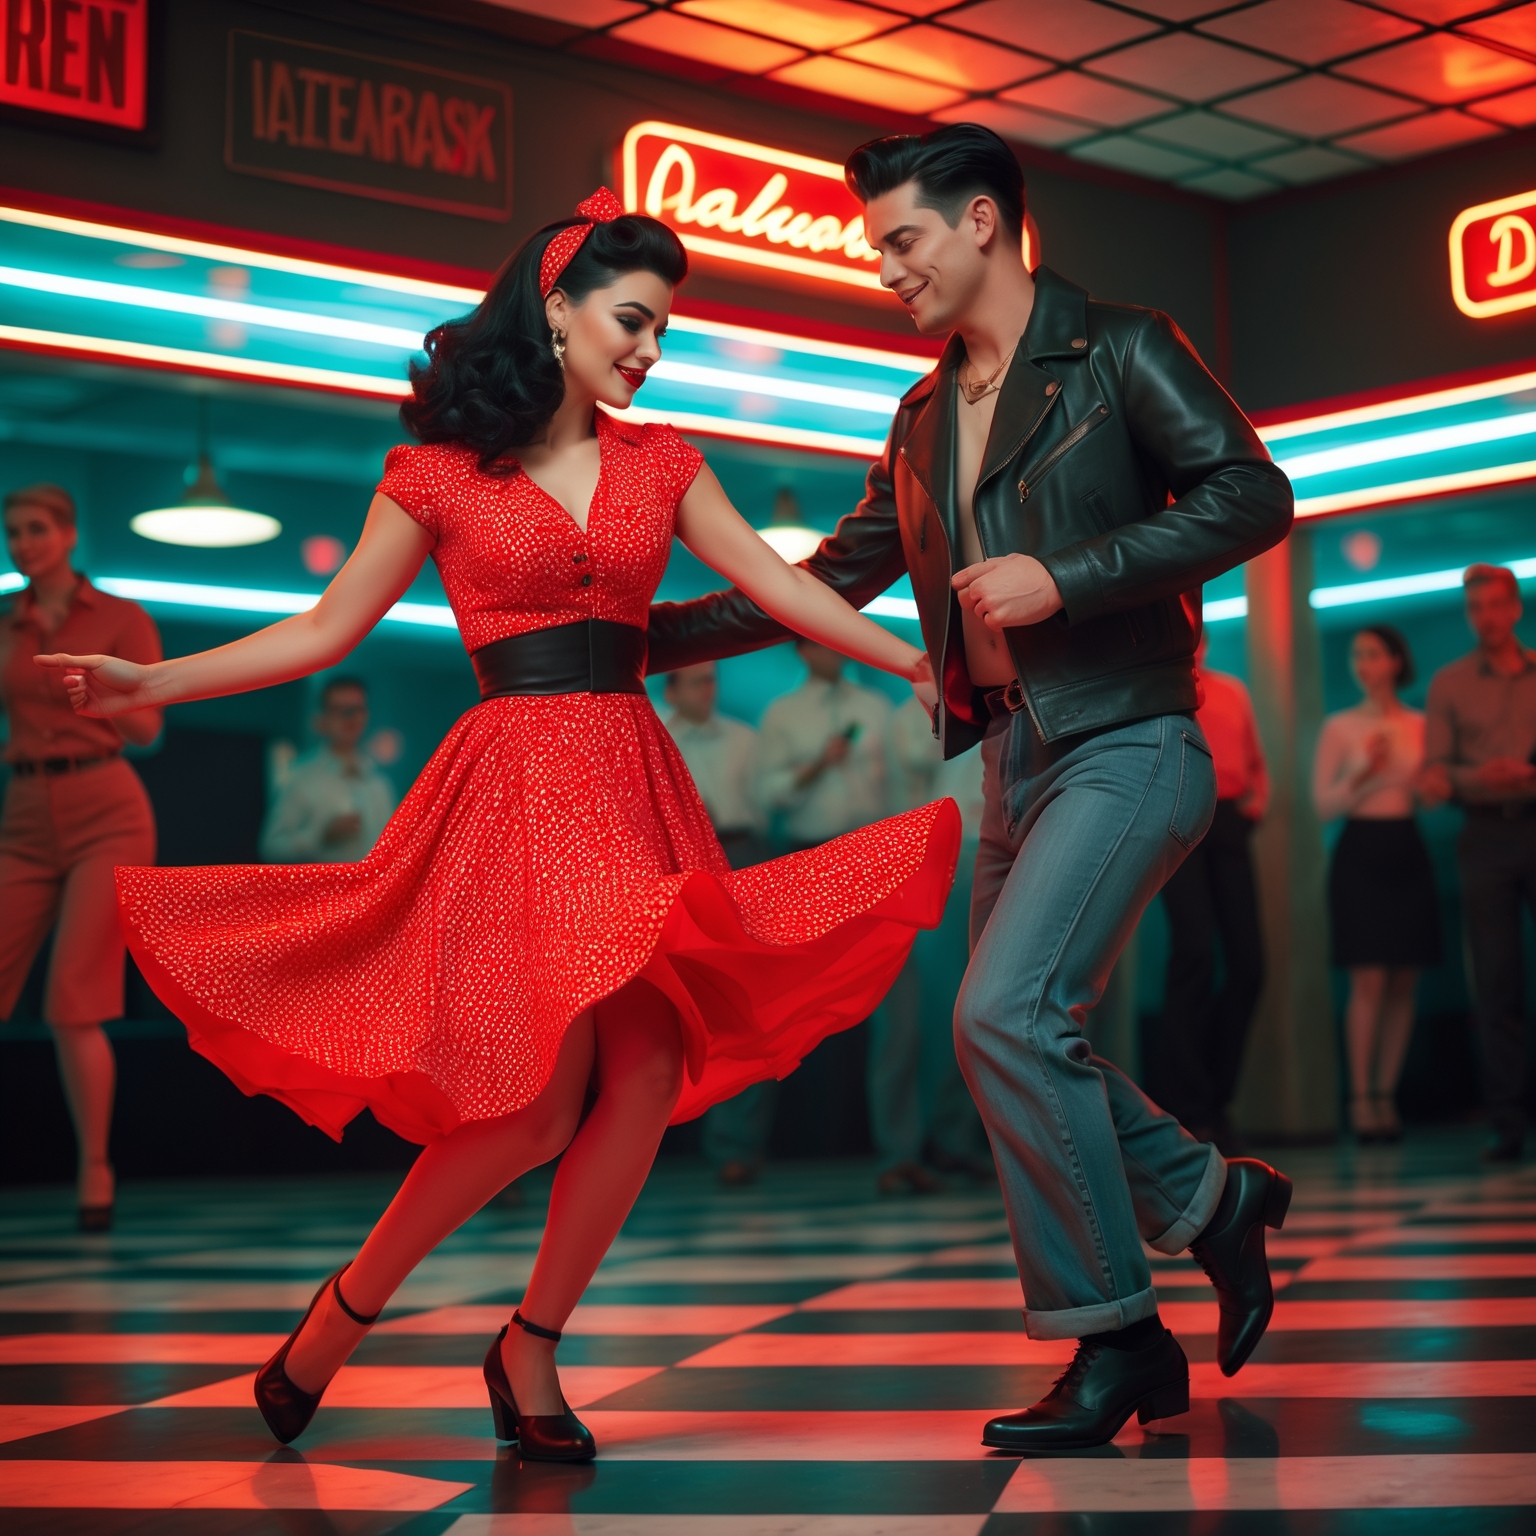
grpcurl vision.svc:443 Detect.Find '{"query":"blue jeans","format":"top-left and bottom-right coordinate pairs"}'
top-left (956, 711), bottom-right (1227, 1340)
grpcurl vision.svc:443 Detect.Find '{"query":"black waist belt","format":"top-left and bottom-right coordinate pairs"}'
top-left (471, 619), bottom-right (648, 700)
top-left (10, 752), bottom-right (120, 778)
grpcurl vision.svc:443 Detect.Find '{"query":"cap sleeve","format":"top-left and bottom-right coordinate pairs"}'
top-left (647, 423), bottom-right (705, 505)
top-left (378, 444), bottom-right (443, 538)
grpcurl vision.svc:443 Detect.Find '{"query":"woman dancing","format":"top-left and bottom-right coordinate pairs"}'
top-left (38, 191), bottom-right (958, 1461)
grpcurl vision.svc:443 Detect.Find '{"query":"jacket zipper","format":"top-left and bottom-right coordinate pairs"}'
top-left (1018, 404), bottom-right (1110, 501)
top-left (978, 386), bottom-right (1061, 498)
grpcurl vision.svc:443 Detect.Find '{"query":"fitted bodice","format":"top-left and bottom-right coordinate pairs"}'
top-left (378, 412), bottom-right (703, 655)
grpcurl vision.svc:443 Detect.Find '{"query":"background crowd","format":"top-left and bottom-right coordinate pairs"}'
top-left (5, 474), bottom-right (1536, 1221)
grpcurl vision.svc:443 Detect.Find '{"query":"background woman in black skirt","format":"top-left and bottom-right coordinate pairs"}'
top-left (1313, 626), bottom-right (1441, 1142)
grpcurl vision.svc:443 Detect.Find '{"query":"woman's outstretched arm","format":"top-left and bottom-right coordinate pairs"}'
top-left (36, 495), bottom-right (434, 718)
top-left (675, 465), bottom-right (933, 699)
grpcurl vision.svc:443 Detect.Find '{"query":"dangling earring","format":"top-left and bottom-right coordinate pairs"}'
top-left (550, 329), bottom-right (566, 370)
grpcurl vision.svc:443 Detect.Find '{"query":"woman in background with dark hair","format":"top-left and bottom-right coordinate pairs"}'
top-left (1313, 625), bottom-right (1440, 1142)
top-left (38, 192), bottom-right (956, 1461)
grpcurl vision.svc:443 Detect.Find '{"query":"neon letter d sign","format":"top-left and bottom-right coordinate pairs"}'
top-left (1452, 189), bottom-right (1536, 318)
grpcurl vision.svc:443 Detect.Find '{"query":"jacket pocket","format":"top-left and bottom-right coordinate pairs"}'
top-left (1084, 487), bottom-right (1115, 534)
top-left (1018, 403), bottom-right (1111, 503)
top-left (1169, 728), bottom-right (1216, 851)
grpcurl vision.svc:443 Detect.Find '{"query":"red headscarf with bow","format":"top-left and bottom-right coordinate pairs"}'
top-left (539, 187), bottom-right (625, 299)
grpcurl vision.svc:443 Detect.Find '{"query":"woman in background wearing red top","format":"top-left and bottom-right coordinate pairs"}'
top-left (1155, 633), bottom-right (1269, 1153)
top-left (0, 484), bottom-right (162, 1229)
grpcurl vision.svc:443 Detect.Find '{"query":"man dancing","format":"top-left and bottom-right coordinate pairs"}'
top-left (647, 123), bottom-right (1294, 1450)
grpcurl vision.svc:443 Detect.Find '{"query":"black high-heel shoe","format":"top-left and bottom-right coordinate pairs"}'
top-left (483, 1310), bottom-right (595, 1462)
top-left (254, 1264), bottom-right (380, 1444)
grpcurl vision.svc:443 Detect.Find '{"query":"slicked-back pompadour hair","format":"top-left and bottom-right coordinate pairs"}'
top-left (845, 123), bottom-right (1025, 240)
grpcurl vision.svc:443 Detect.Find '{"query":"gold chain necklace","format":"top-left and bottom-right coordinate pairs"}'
top-left (960, 345), bottom-right (1016, 405)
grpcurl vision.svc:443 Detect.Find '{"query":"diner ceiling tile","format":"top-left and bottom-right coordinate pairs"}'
top-left (1180, 166), bottom-right (1282, 199)
top-left (769, 54), bottom-right (966, 113)
top-left (931, 97), bottom-right (1095, 146)
top-left (1071, 134), bottom-right (1213, 179)
top-left (1198, 0), bottom-right (1422, 67)
top-left (1336, 106), bottom-right (1501, 157)
top-left (610, 10), bottom-right (805, 71)
top-left (1249, 144), bottom-right (1369, 183)
top-left (1221, 71), bottom-right (1416, 134)
top-left (1469, 81), bottom-right (1536, 126)
top-left (1369, 0), bottom-right (1494, 21)
top-left (677, 0), bottom-right (902, 52)
top-left (1139, 109), bottom-right (1295, 159)
top-left (1461, 2), bottom-right (1536, 53)
top-left (866, 0), bottom-right (957, 12)
top-left (485, 0), bottom-right (646, 22)
top-left (1002, 69), bottom-right (1170, 125)
top-left (839, 24), bottom-right (1051, 91)
top-left (942, 0), bottom-right (1159, 62)
top-left (1088, 32), bottom-right (1297, 101)
top-left (1335, 32), bottom-right (1536, 104)
top-left (1107, 0), bottom-right (1234, 19)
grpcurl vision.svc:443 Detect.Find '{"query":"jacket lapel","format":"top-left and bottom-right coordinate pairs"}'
top-left (899, 333), bottom-right (963, 560)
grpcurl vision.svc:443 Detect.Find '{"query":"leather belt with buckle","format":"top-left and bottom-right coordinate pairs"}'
top-left (10, 752), bottom-right (120, 778)
top-left (983, 679), bottom-right (1028, 718)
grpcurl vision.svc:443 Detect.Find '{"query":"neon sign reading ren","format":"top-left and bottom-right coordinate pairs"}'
top-left (622, 122), bottom-right (881, 291)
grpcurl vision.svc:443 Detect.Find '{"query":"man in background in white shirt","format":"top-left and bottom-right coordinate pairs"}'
top-left (260, 676), bottom-right (396, 864)
top-left (759, 639), bottom-right (939, 1194)
top-left (664, 662), bottom-right (767, 868)
top-left (663, 662), bottom-right (772, 1185)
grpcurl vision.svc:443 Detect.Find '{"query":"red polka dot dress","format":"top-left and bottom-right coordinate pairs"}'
top-left (116, 412), bottom-right (960, 1144)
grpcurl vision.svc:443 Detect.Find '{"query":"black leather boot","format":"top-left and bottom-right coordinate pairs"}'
top-left (981, 1326), bottom-right (1189, 1451)
top-left (1187, 1156), bottom-right (1292, 1378)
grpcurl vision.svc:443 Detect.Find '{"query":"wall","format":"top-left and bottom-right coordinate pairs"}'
top-left (1229, 130), bottom-right (1536, 413)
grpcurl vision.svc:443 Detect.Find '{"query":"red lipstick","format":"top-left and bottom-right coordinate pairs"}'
top-left (616, 365), bottom-right (647, 389)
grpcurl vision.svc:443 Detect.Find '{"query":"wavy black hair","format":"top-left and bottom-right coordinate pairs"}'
top-left (400, 214), bottom-right (687, 470)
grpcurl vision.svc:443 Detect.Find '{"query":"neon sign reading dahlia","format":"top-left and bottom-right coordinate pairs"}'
top-left (1451, 188), bottom-right (1536, 320)
top-left (621, 121), bottom-right (882, 291)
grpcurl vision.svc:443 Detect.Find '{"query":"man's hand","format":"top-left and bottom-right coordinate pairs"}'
top-left (952, 554), bottom-right (1064, 629)
top-left (1475, 756), bottom-right (1536, 795)
top-left (322, 812), bottom-right (364, 846)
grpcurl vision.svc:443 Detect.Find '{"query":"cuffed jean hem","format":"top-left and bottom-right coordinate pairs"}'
top-left (1147, 1144), bottom-right (1227, 1256)
top-left (1024, 1284), bottom-right (1160, 1341)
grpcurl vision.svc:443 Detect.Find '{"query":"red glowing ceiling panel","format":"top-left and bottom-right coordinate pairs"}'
top-left (677, 0), bottom-right (899, 51)
top-left (1220, 72), bottom-right (1416, 135)
top-left (1339, 108), bottom-right (1500, 160)
top-left (1451, 187), bottom-right (1536, 319)
top-left (1199, 0), bottom-right (1421, 67)
top-left (838, 25), bottom-right (1050, 92)
top-left (1336, 33), bottom-right (1536, 105)
top-left (1472, 83), bottom-right (1536, 128)
top-left (1372, 0), bottom-right (1497, 20)
top-left (1089, 32), bottom-right (1297, 100)
top-left (611, 11), bottom-right (804, 72)
top-left (944, 0), bottom-right (1158, 62)
top-left (931, 98), bottom-right (1091, 147)
top-left (772, 55), bottom-right (964, 113)
top-left (1461, 2), bottom-right (1536, 53)
top-left (1002, 70), bottom-right (1167, 126)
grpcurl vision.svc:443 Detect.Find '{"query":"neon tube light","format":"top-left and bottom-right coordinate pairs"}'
top-left (0, 205), bottom-right (484, 303)
top-left (0, 266), bottom-right (426, 351)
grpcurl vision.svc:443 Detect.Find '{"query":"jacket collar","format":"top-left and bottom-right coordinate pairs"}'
top-left (1022, 266), bottom-right (1091, 361)
top-left (6, 574), bottom-right (97, 630)
top-left (899, 334), bottom-right (962, 552)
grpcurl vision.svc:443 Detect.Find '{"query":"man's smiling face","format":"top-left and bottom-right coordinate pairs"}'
top-left (864, 181), bottom-right (993, 336)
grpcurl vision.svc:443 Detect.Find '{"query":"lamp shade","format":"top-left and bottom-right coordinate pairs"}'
top-left (132, 453), bottom-right (281, 548)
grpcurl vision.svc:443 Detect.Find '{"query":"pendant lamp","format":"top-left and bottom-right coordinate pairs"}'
top-left (132, 399), bottom-right (281, 548)
top-left (757, 488), bottom-right (826, 565)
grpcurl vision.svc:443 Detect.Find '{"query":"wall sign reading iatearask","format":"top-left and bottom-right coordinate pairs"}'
top-left (226, 31), bottom-right (510, 221)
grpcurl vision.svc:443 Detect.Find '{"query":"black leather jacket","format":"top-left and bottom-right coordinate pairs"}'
top-left (647, 267), bottom-right (1293, 756)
